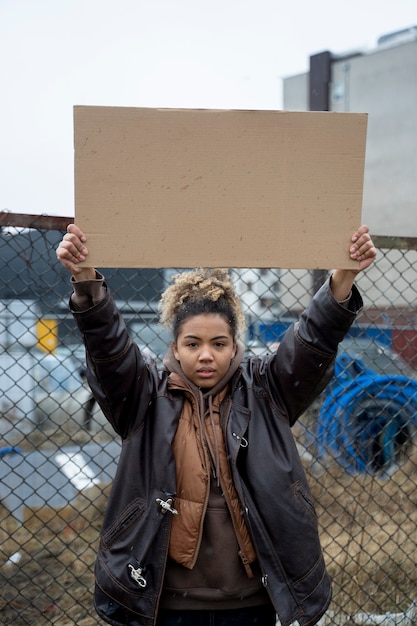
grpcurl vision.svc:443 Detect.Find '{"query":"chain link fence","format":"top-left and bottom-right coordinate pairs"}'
top-left (1, 212), bottom-right (417, 625)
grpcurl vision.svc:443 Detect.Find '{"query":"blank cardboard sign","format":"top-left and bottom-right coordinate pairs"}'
top-left (74, 106), bottom-right (367, 269)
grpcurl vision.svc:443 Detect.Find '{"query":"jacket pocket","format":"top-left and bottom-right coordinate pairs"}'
top-left (292, 480), bottom-right (317, 521)
top-left (101, 497), bottom-right (146, 549)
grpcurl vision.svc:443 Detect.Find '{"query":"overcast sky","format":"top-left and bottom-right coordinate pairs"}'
top-left (1, 0), bottom-right (416, 217)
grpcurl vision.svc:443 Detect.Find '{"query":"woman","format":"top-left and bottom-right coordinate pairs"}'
top-left (56, 224), bottom-right (376, 626)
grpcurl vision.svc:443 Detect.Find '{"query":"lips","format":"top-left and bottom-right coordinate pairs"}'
top-left (197, 368), bottom-right (215, 377)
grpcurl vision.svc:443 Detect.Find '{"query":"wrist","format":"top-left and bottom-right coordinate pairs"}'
top-left (330, 270), bottom-right (356, 302)
top-left (72, 267), bottom-right (96, 281)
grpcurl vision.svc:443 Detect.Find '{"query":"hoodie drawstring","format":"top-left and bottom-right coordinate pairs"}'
top-left (199, 391), bottom-right (221, 487)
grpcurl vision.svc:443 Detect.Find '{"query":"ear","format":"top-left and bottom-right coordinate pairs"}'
top-left (172, 342), bottom-right (180, 361)
top-left (232, 342), bottom-right (237, 359)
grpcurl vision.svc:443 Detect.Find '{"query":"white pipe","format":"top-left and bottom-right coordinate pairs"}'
top-left (350, 600), bottom-right (417, 625)
top-left (276, 601), bottom-right (417, 626)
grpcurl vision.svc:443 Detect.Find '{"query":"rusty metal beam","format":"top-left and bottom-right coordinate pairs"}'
top-left (1, 212), bottom-right (416, 250)
top-left (0, 212), bottom-right (74, 231)
top-left (372, 235), bottom-right (417, 250)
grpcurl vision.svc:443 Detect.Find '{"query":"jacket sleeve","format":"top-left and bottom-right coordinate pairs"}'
top-left (266, 277), bottom-right (363, 425)
top-left (70, 286), bottom-right (156, 438)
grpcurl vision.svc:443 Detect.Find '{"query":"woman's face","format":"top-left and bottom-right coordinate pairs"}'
top-left (173, 313), bottom-right (236, 389)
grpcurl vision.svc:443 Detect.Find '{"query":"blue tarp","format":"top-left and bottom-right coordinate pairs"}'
top-left (317, 355), bottom-right (417, 474)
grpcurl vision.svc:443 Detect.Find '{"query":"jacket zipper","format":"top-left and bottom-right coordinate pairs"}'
top-left (153, 513), bottom-right (174, 625)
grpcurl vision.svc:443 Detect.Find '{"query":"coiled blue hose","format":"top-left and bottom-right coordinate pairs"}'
top-left (317, 355), bottom-right (417, 474)
top-left (0, 446), bottom-right (23, 457)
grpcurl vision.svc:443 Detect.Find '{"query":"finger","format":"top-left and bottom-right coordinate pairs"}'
top-left (358, 249), bottom-right (377, 271)
top-left (56, 240), bottom-right (87, 269)
top-left (350, 230), bottom-right (374, 258)
top-left (351, 241), bottom-right (377, 264)
top-left (352, 236), bottom-right (372, 255)
top-left (67, 223), bottom-right (87, 242)
top-left (355, 238), bottom-right (374, 255)
top-left (351, 224), bottom-right (369, 243)
top-left (61, 233), bottom-right (88, 259)
top-left (56, 248), bottom-right (85, 275)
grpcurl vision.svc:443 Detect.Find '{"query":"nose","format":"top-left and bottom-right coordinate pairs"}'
top-left (199, 346), bottom-right (213, 361)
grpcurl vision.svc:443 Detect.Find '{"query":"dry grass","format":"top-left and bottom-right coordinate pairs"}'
top-left (0, 482), bottom-right (110, 625)
top-left (307, 449), bottom-right (417, 621)
top-left (0, 421), bottom-right (112, 625)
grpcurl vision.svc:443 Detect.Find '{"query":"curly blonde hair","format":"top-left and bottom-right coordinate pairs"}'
top-left (159, 268), bottom-right (246, 340)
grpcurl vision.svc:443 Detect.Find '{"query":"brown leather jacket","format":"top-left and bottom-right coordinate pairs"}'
top-left (71, 277), bottom-right (363, 626)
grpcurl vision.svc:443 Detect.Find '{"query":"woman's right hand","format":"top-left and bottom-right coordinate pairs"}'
top-left (56, 224), bottom-right (96, 280)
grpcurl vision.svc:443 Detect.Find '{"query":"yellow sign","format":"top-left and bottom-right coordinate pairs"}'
top-left (36, 318), bottom-right (58, 353)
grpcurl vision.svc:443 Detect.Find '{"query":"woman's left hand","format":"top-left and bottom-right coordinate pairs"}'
top-left (349, 224), bottom-right (377, 272)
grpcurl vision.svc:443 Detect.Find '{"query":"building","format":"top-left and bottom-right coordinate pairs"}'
top-left (282, 26), bottom-right (417, 312)
top-left (283, 25), bottom-right (417, 239)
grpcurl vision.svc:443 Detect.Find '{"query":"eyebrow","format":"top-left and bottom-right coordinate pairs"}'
top-left (183, 334), bottom-right (231, 340)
